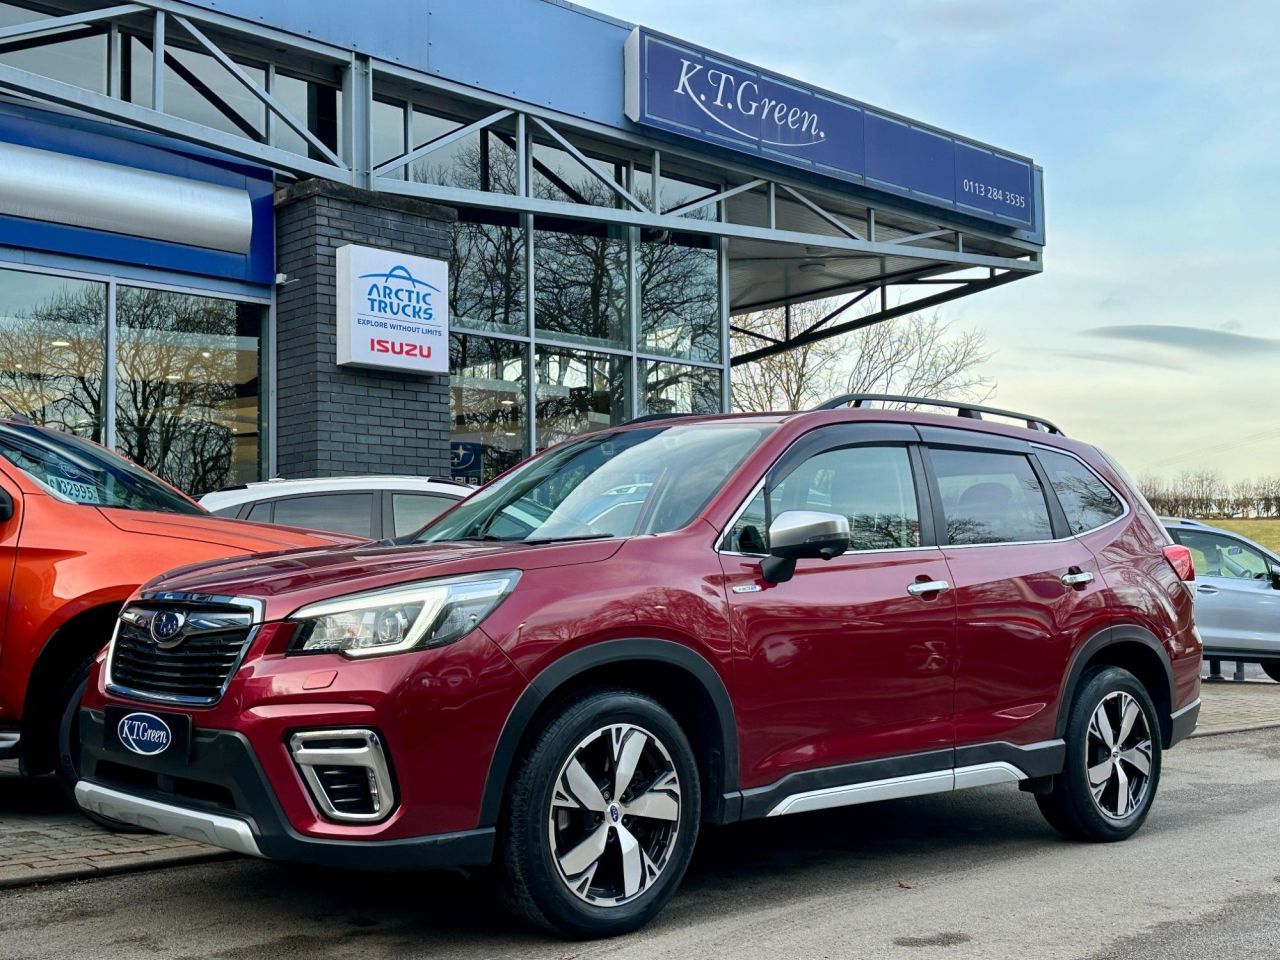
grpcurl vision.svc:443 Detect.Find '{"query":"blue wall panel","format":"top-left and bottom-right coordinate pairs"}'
top-left (0, 103), bottom-right (274, 285)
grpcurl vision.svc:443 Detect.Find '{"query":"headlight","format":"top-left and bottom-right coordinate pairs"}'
top-left (288, 570), bottom-right (520, 658)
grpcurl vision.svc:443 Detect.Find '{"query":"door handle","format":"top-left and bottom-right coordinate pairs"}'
top-left (1060, 571), bottom-right (1094, 587)
top-left (907, 580), bottom-right (950, 597)
top-left (1196, 585), bottom-right (1218, 595)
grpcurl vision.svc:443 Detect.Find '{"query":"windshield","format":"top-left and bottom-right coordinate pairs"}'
top-left (417, 423), bottom-right (771, 544)
top-left (0, 422), bottom-right (203, 515)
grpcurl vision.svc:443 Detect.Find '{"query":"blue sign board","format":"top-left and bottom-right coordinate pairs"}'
top-left (626, 28), bottom-right (1035, 229)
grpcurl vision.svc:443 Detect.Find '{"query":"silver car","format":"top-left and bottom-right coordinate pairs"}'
top-left (1164, 519), bottom-right (1280, 682)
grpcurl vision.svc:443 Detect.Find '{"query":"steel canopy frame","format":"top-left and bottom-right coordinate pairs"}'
top-left (0, 0), bottom-right (1044, 360)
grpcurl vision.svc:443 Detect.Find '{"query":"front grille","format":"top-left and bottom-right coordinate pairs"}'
top-left (107, 603), bottom-right (256, 705)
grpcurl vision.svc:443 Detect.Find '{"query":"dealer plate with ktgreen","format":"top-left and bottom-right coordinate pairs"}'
top-left (104, 706), bottom-right (191, 760)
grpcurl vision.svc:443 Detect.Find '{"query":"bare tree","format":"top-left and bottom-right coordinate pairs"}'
top-left (732, 297), bottom-right (994, 412)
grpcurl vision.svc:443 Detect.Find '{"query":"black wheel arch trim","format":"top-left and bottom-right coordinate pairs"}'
top-left (478, 638), bottom-right (741, 828)
top-left (1057, 625), bottom-right (1177, 746)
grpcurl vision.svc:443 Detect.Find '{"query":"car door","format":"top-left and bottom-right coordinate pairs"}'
top-left (0, 465), bottom-right (22, 722)
top-left (720, 424), bottom-right (957, 796)
top-left (921, 430), bottom-right (1105, 752)
top-left (1171, 527), bottom-right (1280, 655)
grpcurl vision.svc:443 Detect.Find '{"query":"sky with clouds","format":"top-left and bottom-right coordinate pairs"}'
top-left (589, 0), bottom-right (1280, 481)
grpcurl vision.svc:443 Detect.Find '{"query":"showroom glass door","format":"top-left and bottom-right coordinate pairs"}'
top-left (115, 286), bottom-right (264, 496)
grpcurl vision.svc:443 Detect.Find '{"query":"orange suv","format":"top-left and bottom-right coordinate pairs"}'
top-left (0, 420), bottom-right (353, 810)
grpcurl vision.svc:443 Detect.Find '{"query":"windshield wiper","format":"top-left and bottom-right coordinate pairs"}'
top-left (521, 533), bottom-right (616, 545)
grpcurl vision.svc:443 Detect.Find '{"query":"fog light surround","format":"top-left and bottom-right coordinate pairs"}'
top-left (288, 729), bottom-right (396, 824)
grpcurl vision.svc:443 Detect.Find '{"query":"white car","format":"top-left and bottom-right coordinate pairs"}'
top-left (200, 475), bottom-right (471, 540)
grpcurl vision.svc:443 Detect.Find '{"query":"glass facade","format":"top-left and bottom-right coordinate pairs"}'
top-left (447, 204), bottom-right (726, 484)
top-left (449, 333), bottom-right (527, 485)
top-left (0, 7), bottom-right (733, 492)
top-left (0, 265), bottom-right (264, 497)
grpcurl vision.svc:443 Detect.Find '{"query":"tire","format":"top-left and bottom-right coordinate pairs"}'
top-left (1036, 666), bottom-right (1162, 842)
top-left (500, 689), bottom-right (700, 938)
top-left (1262, 661), bottom-right (1280, 684)
top-left (55, 663), bottom-right (149, 833)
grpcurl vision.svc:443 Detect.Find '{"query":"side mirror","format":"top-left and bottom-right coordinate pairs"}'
top-left (0, 489), bottom-right (12, 523)
top-left (1270, 564), bottom-right (1280, 591)
top-left (760, 510), bottom-right (850, 584)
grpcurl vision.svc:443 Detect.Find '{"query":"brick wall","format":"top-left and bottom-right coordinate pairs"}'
top-left (274, 180), bottom-right (457, 479)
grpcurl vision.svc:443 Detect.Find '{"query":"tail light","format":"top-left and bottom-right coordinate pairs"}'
top-left (1163, 544), bottom-right (1195, 581)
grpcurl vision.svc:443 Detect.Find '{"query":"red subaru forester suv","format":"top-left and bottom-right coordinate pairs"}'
top-left (75, 396), bottom-right (1201, 937)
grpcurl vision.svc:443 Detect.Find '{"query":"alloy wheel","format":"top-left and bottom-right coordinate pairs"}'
top-left (1085, 691), bottom-right (1153, 821)
top-left (547, 723), bottom-right (682, 907)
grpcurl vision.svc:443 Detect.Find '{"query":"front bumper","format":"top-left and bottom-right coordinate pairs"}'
top-left (77, 708), bottom-right (494, 871)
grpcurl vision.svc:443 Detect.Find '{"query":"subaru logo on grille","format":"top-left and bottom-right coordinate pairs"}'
top-left (117, 712), bottom-right (172, 756)
top-left (149, 610), bottom-right (187, 647)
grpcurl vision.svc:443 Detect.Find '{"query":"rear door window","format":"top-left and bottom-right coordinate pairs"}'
top-left (1037, 448), bottom-right (1125, 534)
top-left (272, 493), bottom-right (375, 538)
top-left (930, 447), bottom-right (1053, 545)
top-left (391, 493), bottom-right (458, 537)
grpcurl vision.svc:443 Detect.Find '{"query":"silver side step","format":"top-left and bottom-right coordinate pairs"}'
top-left (0, 731), bottom-right (19, 761)
top-left (767, 762), bottom-right (1028, 817)
top-left (75, 781), bottom-right (262, 857)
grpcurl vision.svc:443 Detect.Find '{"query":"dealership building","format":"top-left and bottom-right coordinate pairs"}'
top-left (0, 0), bottom-right (1044, 495)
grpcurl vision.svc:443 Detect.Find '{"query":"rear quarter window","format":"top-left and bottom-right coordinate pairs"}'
top-left (1037, 448), bottom-right (1125, 534)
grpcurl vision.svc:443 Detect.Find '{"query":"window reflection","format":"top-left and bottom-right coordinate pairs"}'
top-left (534, 217), bottom-right (627, 349)
top-left (0, 3), bottom-right (107, 95)
top-left (451, 209), bottom-right (526, 336)
top-left (115, 288), bottom-right (261, 496)
top-left (0, 268), bottom-right (106, 440)
top-left (642, 361), bottom-right (721, 416)
top-left (531, 139), bottom-right (625, 207)
top-left (411, 113), bottom-right (518, 195)
top-left (639, 231), bottom-right (720, 362)
top-left (372, 97), bottom-right (407, 177)
top-left (163, 46), bottom-right (266, 140)
top-left (535, 346), bottom-right (628, 448)
top-left (449, 333), bottom-right (527, 485)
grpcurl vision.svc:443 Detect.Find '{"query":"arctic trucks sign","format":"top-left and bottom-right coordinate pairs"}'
top-left (336, 245), bottom-right (449, 373)
top-left (624, 28), bottom-right (1035, 229)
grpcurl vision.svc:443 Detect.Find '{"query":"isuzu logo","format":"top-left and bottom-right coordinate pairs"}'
top-left (149, 610), bottom-right (186, 647)
top-left (117, 712), bottom-right (173, 756)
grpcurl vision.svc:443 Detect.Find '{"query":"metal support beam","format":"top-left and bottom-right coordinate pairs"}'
top-left (0, 4), bottom-right (145, 44)
top-left (375, 176), bottom-right (1040, 274)
top-left (151, 9), bottom-right (164, 113)
top-left (730, 324), bottom-right (781, 345)
top-left (173, 14), bottom-right (346, 169)
top-left (342, 53), bottom-right (372, 188)
top-left (885, 228), bottom-right (953, 247)
top-left (529, 116), bottom-right (646, 212)
top-left (778, 184), bottom-right (865, 241)
top-left (373, 108), bottom-right (512, 177)
top-left (0, 62), bottom-right (354, 182)
top-left (666, 178), bottom-right (766, 218)
top-left (731, 272), bottom-right (1024, 366)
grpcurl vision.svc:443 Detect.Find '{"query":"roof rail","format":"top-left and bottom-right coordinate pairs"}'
top-left (621, 412), bottom-right (700, 426)
top-left (815, 393), bottom-right (1065, 436)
